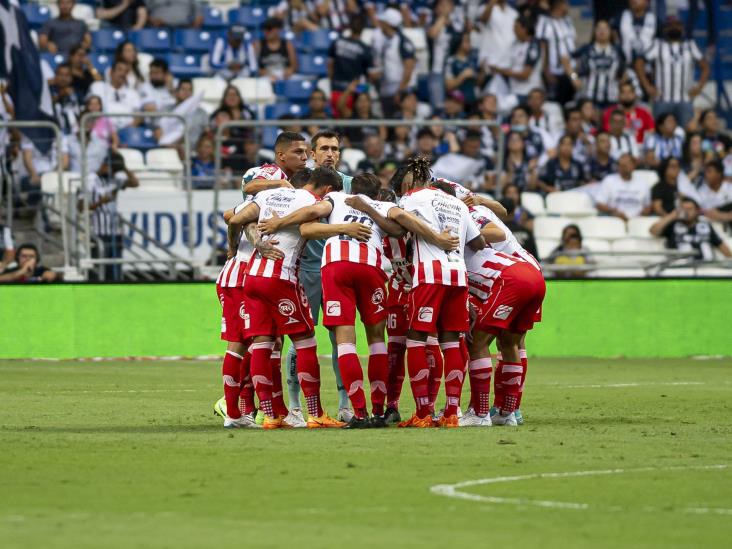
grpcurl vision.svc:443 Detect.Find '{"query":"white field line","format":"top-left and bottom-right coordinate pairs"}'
top-left (540, 381), bottom-right (706, 389)
top-left (431, 464), bottom-right (732, 515)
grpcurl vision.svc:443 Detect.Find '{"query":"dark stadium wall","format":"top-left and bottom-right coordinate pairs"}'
top-left (0, 280), bottom-right (730, 359)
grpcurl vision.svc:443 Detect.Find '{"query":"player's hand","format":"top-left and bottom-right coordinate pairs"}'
top-left (434, 229), bottom-right (460, 251)
top-left (255, 238), bottom-right (285, 260)
top-left (462, 194), bottom-right (475, 207)
top-left (258, 211), bottom-right (281, 235)
top-left (345, 195), bottom-right (369, 212)
top-left (226, 246), bottom-right (237, 260)
top-left (343, 222), bottom-right (372, 242)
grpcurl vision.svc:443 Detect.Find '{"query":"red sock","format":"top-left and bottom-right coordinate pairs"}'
top-left (238, 350), bottom-right (256, 415)
top-left (368, 342), bottom-right (388, 416)
top-left (250, 341), bottom-right (275, 418)
top-left (426, 336), bottom-right (444, 410)
top-left (459, 337), bottom-right (470, 370)
top-left (222, 350), bottom-right (243, 419)
top-left (441, 342), bottom-right (466, 417)
top-left (494, 353), bottom-right (505, 409)
top-left (387, 337), bottom-right (406, 409)
top-left (337, 343), bottom-right (367, 418)
top-left (294, 336), bottom-right (323, 418)
top-left (270, 350), bottom-right (288, 418)
top-left (500, 362), bottom-right (523, 413)
top-left (468, 358), bottom-right (493, 416)
top-left (516, 350), bottom-right (528, 408)
top-left (406, 338), bottom-right (430, 418)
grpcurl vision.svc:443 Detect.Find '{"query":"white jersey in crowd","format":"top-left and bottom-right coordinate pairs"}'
top-left (398, 186), bottom-right (480, 288)
top-left (321, 191), bottom-right (396, 274)
top-left (696, 181), bottom-right (732, 210)
top-left (466, 248), bottom-right (527, 300)
top-left (618, 8), bottom-right (656, 62)
top-left (643, 39), bottom-right (703, 103)
top-left (470, 204), bottom-right (541, 271)
top-left (217, 196), bottom-right (255, 288)
top-left (509, 38), bottom-right (543, 96)
top-left (247, 188), bottom-right (318, 283)
top-left (597, 173), bottom-right (651, 218)
top-left (536, 14), bottom-right (576, 76)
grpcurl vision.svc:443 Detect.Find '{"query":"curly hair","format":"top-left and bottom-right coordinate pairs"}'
top-left (390, 155), bottom-right (433, 195)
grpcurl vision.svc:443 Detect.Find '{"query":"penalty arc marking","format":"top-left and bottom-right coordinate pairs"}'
top-left (431, 464), bottom-right (732, 515)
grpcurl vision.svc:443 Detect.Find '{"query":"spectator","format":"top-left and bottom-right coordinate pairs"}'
top-left (635, 16), bottom-right (709, 128)
top-left (503, 183), bottom-right (536, 234)
top-left (372, 8), bottom-right (416, 118)
top-left (682, 133), bottom-right (706, 186)
top-left (339, 89), bottom-right (387, 147)
top-left (88, 60), bottom-right (143, 129)
top-left (536, 0), bottom-right (576, 104)
top-left (210, 26), bottom-right (258, 81)
top-left (644, 112), bottom-right (684, 168)
top-left (218, 84), bottom-right (255, 140)
top-left (303, 89), bottom-right (330, 136)
top-left (602, 81), bottom-right (654, 145)
top-left (564, 106), bottom-right (594, 168)
top-left (68, 45), bottom-right (102, 100)
top-left (596, 152), bottom-right (652, 220)
top-left (615, 0), bottom-right (656, 66)
top-left (38, 0), bottom-right (91, 56)
top-left (441, 90), bottom-right (467, 132)
top-left (608, 108), bottom-right (640, 161)
top-left (157, 79), bottom-right (208, 148)
top-left (270, 0), bottom-right (319, 33)
top-left (0, 223), bottom-right (15, 272)
top-left (571, 19), bottom-right (626, 109)
top-left (445, 32), bottom-right (484, 110)
top-left (0, 244), bottom-right (59, 283)
top-left (547, 224), bottom-right (594, 278)
top-left (538, 135), bottom-right (588, 193)
top-left (489, 15), bottom-right (543, 103)
top-left (239, 138), bottom-right (271, 174)
top-left (527, 88), bottom-right (564, 140)
top-left (651, 157), bottom-right (700, 216)
top-left (257, 17), bottom-right (298, 81)
top-left (110, 41), bottom-right (144, 90)
top-left (414, 128), bottom-right (440, 165)
top-left (429, 116), bottom-right (460, 156)
top-left (78, 151), bottom-right (139, 281)
top-left (20, 134), bottom-right (69, 210)
top-left (384, 124), bottom-right (413, 162)
top-left (96, 0), bottom-right (147, 30)
top-left (432, 131), bottom-right (494, 193)
top-left (191, 135), bottom-right (216, 189)
top-left (478, 0), bottom-right (519, 76)
top-left (501, 131), bottom-right (538, 192)
top-left (578, 98), bottom-right (599, 136)
top-left (696, 109), bottom-right (732, 157)
top-left (51, 63), bottom-right (82, 170)
top-left (650, 197), bottom-right (732, 261)
top-left (499, 196), bottom-right (539, 259)
top-left (510, 105), bottom-right (549, 166)
top-left (588, 132), bottom-right (617, 182)
top-left (313, 0), bottom-right (359, 31)
top-left (476, 94), bottom-right (500, 161)
top-left (356, 135), bottom-right (391, 174)
top-left (0, 82), bottom-right (12, 158)
top-left (146, 0), bottom-right (202, 28)
top-left (327, 14), bottom-right (373, 117)
top-left (140, 58), bottom-right (175, 112)
top-left (428, 0), bottom-right (464, 109)
top-left (82, 95), bottom-right (119, 174)
top-left (696, 160), bottom-right (732, 217)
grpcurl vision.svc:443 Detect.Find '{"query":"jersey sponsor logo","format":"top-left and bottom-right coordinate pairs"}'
top-left (371, 288), bottom-right (385, 313)
top-left (239, 303), bottom-right (246, 319)
top-left (493, 304), bottom-right (514, 320)
top-left (418, 307), bottom-right (434, 323)
top-left (326, 300), bottom-right (341, 316)
top-left (239, 303), bottom-right (250, 329)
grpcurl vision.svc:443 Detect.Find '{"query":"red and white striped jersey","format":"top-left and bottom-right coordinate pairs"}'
top-left (246, 188), bottom-right (318, 283)
top-left (321, 192), bottom-right (396, 275)
top-left (398, 187), bottom-right (481, 288)
top-left (466, 249), bottom-right (526, 300)
top-left (241, 163), bottom-right (288, 190)
top-left (217, 197), bottom-right (255, 288)
top-left (383, 235), bottom-right (413, 292)
top-left (470, 204), bottom-right (541, 272)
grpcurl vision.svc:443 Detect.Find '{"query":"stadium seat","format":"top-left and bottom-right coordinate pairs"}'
top-left (134, 171), bottom-right (179, 189)
top-left (273, 79), bottom-right (316, 103)
top-left (231, 77), bottom-right (275, 104)
top-left (129, 29), bottom-right (172, 53)
top-left (583, 238), bottom-right (613, 264)
top-left (627, 216), bottom-right (660, 238)
top-left (228, 6), bottom-right (267, 28)
top-left (633, 169), bottom-right (660, 187)
top-left (174, 30), bottom-right (219, 54)
top-left (40, 171), bottom-right (81, 195)
top-left (202, 6), bottom-right (227, 30)
top-left (545, 191), bottom-right (596, 217)
top-left (298, 55), bottom-right (328, 77)
top-left (264, 102), bottom-right (305, 120)
top-left (260, 126), bottom-right (280, 149)
top-left (137, 52), bottom-right (154, 79)
top-left (521, 192), bottom-right (546, 216)
top-left (21, 4), bottom-right (52, 29)
top-left (611, 237), bottom-right (667, 264)
top-left (317, 77), bottom-right (331, 96)
top-left (117, 148), bottom-right (146, 172)
top-left (89, 53), bottom-right (112, 75)
top-left (193, 77), bottom-right (228, 104)
top-left (40, 53), bottom-right (66, 71)
top-left (167, 53), bottom-right (206, 78)
top-left (302, 30), bottom-right (338, 53)
top-left (594, 268), bottom-right (647, 278)
top-left (577, 217), bottom-right (627, 240)
top-left (145, 148), bottom-right (184, 173)
top-left (535, 238), bottom-right (558, 260)
top-left (118, 127), bottom-right (157, 150)
top-left (92, 29), bottom-right (127, 52)
top-left (533, 216), bottom-right (573, 240)
top-left (340, 148), bottom-right (366, 173)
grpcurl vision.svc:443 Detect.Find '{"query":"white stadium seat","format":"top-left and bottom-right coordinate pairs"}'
top-left (232, 77), bottom-right (276, 105)
top-left (134, 171), bottom-right (180, 189)
top-left (145, 149), bottom-right (184, 173)
top-left (627, 216), bottom-right (660, 238)
top-left (545, 191), bottom-right (596, 217)
top-left (535, 238), bottom-right (558, 260)
top-left (577, 217), bottom-right (627, 240)
top-left (533, 216), bottom-right (573, 240)
top-left (633, 169), bottom-right (659, 187)
top-left (611, 237), bottom-right (667, 264)
top-left (117, 148), bottom-right (146, 172)
top-left (583, 238), bottom-right (611, 252)
top-left (193, 77), bottom-right (228, 105)
top-left (340, 148), bottom-right (366, 173)
top-left (594, 268), bottom-right (647, 278)
top-left (40, 171), bottom-right (81, 195)
top-left (521, 192), bottom-right (545, 216)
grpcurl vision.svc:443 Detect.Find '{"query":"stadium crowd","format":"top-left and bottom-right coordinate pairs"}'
top-left (1, 0), bottom-right (732, 283)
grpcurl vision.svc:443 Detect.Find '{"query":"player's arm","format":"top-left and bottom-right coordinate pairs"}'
top-left (243, 222), bottom-right (285, 261)
top-left (228, 202), bottom-right (261, 226)
top-left (388, 209), bottom-right (459, 251)
top-left (480, 222), bottom-right (506, 243)
top-left (467, 234), bottom-right (487, 252)
top-left (344, 195), bottom-right (405, 237)
top-left (258, 201), bottom-right (333, 235)
top-left (299, 220), bottom-right (372, 242)
top-left (471, 195), bottom-right (507, 218)
top-left (227, 220), bottom-right (243, 259)
top-left (243, 178), bottom-right (293, 195)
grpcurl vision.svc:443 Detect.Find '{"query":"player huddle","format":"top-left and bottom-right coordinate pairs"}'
top-left (213, 130), bottom-right (546, 429)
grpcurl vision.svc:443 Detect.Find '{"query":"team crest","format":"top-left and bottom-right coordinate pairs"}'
top-left (278, 299), bottom-right (296, 316)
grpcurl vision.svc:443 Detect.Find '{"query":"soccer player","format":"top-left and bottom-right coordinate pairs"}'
top-left (230, 167), bottom-right (354, 429)
top-left (241, 131), bottom-right (308, 193)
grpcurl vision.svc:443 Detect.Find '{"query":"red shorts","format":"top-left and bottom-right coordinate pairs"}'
top-left (386, 288), bottom-right (409, 337)
top-left (242, 275), bottom-right (314, 337)
top-left (321, 262), bottom-right (388, 327)
top-left (217, 284), bottom-right (246, 343)
top-left (408, 284), bottom-right (470, 333)
top-left (477, 263), bottom-right (546, 335)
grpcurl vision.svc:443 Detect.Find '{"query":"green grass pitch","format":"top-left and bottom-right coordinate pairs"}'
top-left (1, 357), bottom-right (731, 548)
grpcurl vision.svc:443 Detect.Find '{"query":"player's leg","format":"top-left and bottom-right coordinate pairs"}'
top-left (332, 324), bottom-right (369, 427)
top-left (493, 330), bottom-right (523, 426)
top-left (426, 334), bottom-right (444, 414)
top-left (385, 293), bottom-right (408, 424)
top-left (364, 321), bottom-right (388, 424)
top-left (238, 343), bottom-right (256, 417)
top-left (463, 327), bottom-right (495, 427)
top-left (515, 334), bottom-right (528, 425)
top-left (270, 341), bottom-right (290, 419)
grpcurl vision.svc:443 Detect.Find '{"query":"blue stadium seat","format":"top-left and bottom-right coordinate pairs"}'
top-left (228, 6), bottom-right (268, 28)
top-left (118, 127), bottom-right (157, 150)
top-left (92, 29), bottom-right (127, 52)
top-left (273, 79), bottom-right (317, 103)
top-left (129, 29), bottom-right (172, 53)
top-left (173, 30), bottom-right (219, 54)
top-left (302, 30), bottom-right (338, 53)
top-left (202, 6), bottom-right (227, 30)
top-left (89, 53), bottom-right (112, 75)
top-left (40, 53), bottom-right (66, 72)
top-left (264, 102), bottom-right (306, 120)
top-left (168, 53), bottom-right (206, 78)
top-left (297, 54), bottom-right (328, 77)
top-left (21, 4), bottom-right (52, 29)
top-left (261, 126), bottom-right (280, 149)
